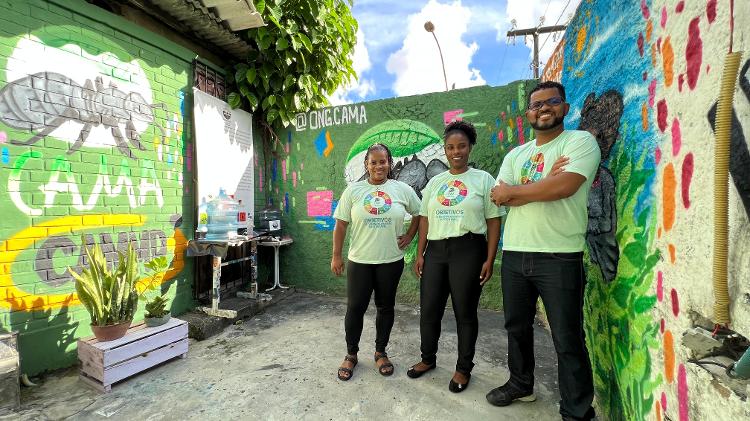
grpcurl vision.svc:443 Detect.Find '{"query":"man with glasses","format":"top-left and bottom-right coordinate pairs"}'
top-left (487, 81), bottom-right (600, 421)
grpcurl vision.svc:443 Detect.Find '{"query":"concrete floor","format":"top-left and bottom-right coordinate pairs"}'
top-left (5, 292), bottom-right (563, 421)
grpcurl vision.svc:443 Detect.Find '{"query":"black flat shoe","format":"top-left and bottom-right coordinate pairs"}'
top-left (406, 362), bottom-right (436, 378)
top-left (449, 373), bottom-right (471, 393)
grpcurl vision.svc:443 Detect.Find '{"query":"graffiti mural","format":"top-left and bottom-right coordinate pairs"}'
top-left (579, 90), bottom-right (624, 283)
top-left (1, 73), bottom-right (164, 159)
top-left (268, 82), bottom-right (532, 303)
top-left (344, 119), bottom-right (447, 197)
top-left (549, 1), bottom-right (750, 420)
top-left (0, 1), bottom-right (194, 375)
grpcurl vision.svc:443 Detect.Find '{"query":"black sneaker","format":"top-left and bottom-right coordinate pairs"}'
top-left (486, 382), bottom-right (536, 407)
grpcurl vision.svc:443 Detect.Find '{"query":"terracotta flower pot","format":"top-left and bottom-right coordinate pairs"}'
top-left (91, 321), bottom-right (131, 342)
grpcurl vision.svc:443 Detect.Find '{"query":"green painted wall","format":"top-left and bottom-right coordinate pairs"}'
top-left (267, 81), bottom-right (534, 309)
top-left (0, 0), bottom-right (196, 374)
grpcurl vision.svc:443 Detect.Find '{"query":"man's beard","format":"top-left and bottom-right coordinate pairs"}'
top-left (530, 114), bottom-right (565, 131)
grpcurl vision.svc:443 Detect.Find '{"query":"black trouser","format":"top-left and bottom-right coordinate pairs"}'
top-left (501, 251), bottom-right (594, 420)
top-left (345, 259), bottom-right (404, 355)
top-left (419, 233), bottom-right (486, 374)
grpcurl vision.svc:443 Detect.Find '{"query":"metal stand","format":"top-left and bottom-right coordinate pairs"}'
top-left (258, 238), bottom-right (293, 291)
top-left (197, 253), bottom-right (257, 318)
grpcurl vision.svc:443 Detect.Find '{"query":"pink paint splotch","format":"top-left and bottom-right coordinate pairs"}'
top-left (292, 171), bottom-right (297, 188)
top-left (648, 79), bottom-right (657, 107)
top-left (686, 17), bottom-right (703, 90)
top-left (657, 100), bottom-right (669, 132)
top-left (661, 6), bottom-right (668, 28)
top-left (0, 131), bottom-right (6, 144)
top-left (307, 190), bottom-right (334, 217)
top-left (682, 153), bottom-right (694, 209)
top-left (706, 0), bottom-right (717, 23)
top-left (657, 271), bottom-right (664, 301)
top-left (517, 116), bottom-right (525, 144)
top-left (638, 33), bottom-right (645, 56)
top-left (641, 0), bottom-right (650, 19)
top-left (671, 118), bottom-right (682, 156)
top-left (676, 1), bottom-right (684, 13)
top-left (281, 160), bottom-right (287, 182)
top-left (661, 391), bottom-right (667, 411)
top-left (443, 109), bottom-right (464, 125)
top-left (671, 288), bottom-right (680, 317)
top-left (678, 364), bottom-right (689, 421)
top-left (655, 146), bottom-right (662, 165)
top-left (678, 74), bottom-right (685, 92)
top-left (660, 318), bottom-right (666, 334)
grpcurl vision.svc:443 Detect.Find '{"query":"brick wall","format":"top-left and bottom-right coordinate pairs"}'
top-left (0, 0), bottom-right (196, 375)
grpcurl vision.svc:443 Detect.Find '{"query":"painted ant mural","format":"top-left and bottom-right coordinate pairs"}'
top-left (0, 71), bottom-right (166, 159)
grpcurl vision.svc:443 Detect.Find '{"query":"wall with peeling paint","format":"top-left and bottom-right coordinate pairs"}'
top-left (0, 0), bottom-right (195, 374)
top-left (544, 0), bottom-right (750, 420)
top-left (266, 81), bottom-right (534, 309)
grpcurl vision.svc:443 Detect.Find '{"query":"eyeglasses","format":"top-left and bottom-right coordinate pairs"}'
top-left (527, 97), bottom-right (564, 111)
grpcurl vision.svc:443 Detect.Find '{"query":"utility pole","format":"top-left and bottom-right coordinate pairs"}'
top-left (507, 25), bottom-right (567, 79)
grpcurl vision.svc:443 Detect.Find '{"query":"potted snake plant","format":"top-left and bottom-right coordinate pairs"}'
top-left (69, 241), bottom-right (140, 342)
top-left (142, 257), bottom-right (172, 327)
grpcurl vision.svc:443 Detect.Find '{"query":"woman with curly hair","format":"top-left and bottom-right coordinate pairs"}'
top-left (332, 143), bottom-right (421, 381)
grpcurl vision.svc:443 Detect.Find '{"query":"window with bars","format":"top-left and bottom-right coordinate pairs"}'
top-left (193, 60), bottom-right (226, 101)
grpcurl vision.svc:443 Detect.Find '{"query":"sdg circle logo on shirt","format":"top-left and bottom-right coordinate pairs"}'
top-left (521, 152), bottom-right (545, 184)
top-left (437, 180), bottom-right (468, 206)
top-left (363, 190), bottom-right (392, 215)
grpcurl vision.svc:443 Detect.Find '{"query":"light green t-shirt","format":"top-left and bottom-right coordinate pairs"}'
top-left (334, 179), bottom-right (421, 264)
top-left (420, 168), bottom-right (505, 241)
top-left (497, 130), bottom-right (601, 252)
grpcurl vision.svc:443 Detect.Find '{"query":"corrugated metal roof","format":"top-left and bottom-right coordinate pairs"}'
top-left (144, 0), bottom-right (264, 59)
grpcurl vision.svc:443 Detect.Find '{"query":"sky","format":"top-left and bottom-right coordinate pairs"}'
top-left (328, 0), bottom-right (582, 105)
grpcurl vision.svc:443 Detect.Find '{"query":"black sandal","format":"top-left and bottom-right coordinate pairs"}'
top-left (374, 352), bottom-right (394, 376)
top-left (337, 355), bottom-right (358, 381)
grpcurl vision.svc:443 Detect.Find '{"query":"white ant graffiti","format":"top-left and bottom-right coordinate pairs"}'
top-left (0, 71), bottom-right (166, 159)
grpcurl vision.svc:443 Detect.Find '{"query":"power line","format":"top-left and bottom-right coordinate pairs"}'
top-left (538, 0), bottom-right (574, 53)
top-left (507, 24), bottom-right (568, 79)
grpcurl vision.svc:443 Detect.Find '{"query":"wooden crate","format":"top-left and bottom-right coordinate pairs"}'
top-left (77, 318), bottom-right (188, 392)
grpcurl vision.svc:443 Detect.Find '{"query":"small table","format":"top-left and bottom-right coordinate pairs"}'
top-left (187, 237), bottom-right (257, 318)
top-left (258, 237), bottom-right (293, 291)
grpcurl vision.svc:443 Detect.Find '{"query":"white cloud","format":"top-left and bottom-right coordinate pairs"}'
top-left (328, 28), bottom-right (376, 105)
top-left (504, 0), bottom-right (582, 66)
top-left (465, 4), bottom-right (506, 36)
top-left (386, 0), bottom-right (486, 97)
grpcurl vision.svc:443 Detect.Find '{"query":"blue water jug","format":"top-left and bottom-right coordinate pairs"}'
top-left (205, 188), bottom-right (240, 240)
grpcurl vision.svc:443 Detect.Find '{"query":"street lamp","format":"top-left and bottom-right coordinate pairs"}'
top-left (424, 21), bottom-right (449, 91)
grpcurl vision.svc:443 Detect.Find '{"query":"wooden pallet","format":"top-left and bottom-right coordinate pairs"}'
top-left (77, 318), bottom-right (188, 392)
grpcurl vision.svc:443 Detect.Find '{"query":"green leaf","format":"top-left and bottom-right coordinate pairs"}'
top-left (267, 108), bottom-right (279, 124)
top-left (234, 64), bottom-right (248, 83)
top-left (245, 92), bottom-right (259, 109)
top-left (255, 0), bottom-right (265, 14)
top-left (297, 33), bottom-right (312, 52)
top-left (245, 68), bottom-right (257, 84)
top-left (228, 92), bottom-right (242, 108)
top-left (267, 6), bottom-right (283, 29)
top-left (269, 76), bottom-right (281, 91)
top-left (276, 37), bottom-right (289, 51)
